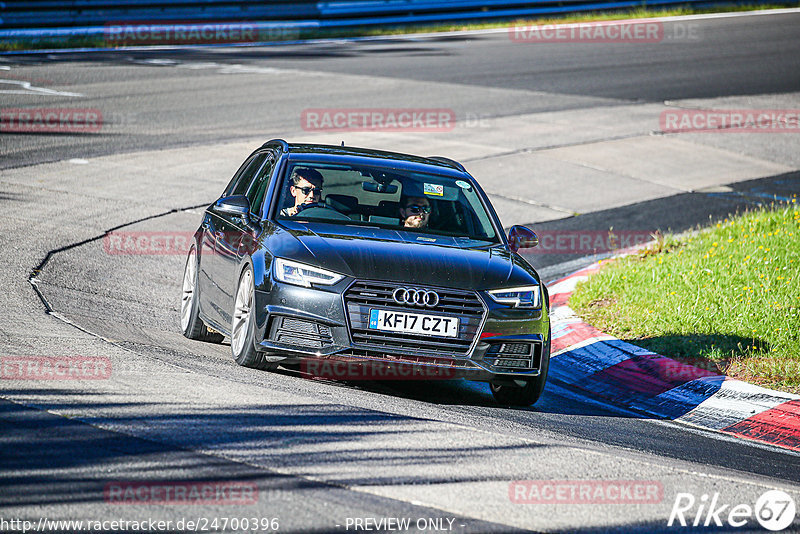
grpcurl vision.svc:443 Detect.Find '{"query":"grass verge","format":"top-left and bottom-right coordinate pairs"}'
top-left (2, 3), bottom-right (798, 52)
top-left (570, 200), bottom-right (800, 394)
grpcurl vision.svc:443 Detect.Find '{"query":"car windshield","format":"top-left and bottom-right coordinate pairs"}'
top-left (274, 161), bottom-right (499, 242)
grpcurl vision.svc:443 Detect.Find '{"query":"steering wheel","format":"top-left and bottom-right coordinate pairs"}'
top-left (294, 202), bottom-right (351, 220)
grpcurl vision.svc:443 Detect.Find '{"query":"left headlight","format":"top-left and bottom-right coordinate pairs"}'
top-left (274, 258), bottom-right (345, 288)
top-left (487, 285), bottom-right (541, 308)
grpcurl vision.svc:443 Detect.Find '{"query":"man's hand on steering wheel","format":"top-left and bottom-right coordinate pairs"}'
top-left (295, 201), bottom-right (345, 215)
top-left (295, 201), bottom-right (327, 214)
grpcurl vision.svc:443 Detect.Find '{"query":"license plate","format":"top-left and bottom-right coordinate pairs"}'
top-left (368, 309), bottom-right (459, 338)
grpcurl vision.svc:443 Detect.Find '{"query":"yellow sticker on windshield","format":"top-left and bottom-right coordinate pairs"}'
top-left (424, 183), bottom-right (444, 196)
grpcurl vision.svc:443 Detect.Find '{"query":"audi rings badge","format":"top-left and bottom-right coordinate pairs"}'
top-left (392, 287), bottom-right (440, 308)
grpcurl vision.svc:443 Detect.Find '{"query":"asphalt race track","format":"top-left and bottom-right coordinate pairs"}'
top-left (1, 9), bottom-right (800, 533)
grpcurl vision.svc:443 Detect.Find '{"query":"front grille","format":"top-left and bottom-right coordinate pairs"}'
top-left (484, 342), bottom-right (542, 371)
top-left (344, 280), bottom-right (486, 357)
top-left (268, 316), bottom-right (333, 349)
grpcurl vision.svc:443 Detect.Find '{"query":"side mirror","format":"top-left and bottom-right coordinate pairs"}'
top-left (213, 195), bottom-right (260, 232)
top-left (508, 225), bottom-right (538, 253)
top-left (213, 195), bottom-right (251, 218)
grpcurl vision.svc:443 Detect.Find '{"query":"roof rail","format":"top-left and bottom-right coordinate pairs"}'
top-left (427, 156), bottom-right (466, 172)
top-left (262, 139), bottom-right (289, 152)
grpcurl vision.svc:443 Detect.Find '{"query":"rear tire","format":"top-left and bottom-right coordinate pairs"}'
top-left (231, 265), bottom-right (276, 370)
top-left (180, 247), bottom-right (224, 343)
top-left (490, 327), bottom-right (551, 406)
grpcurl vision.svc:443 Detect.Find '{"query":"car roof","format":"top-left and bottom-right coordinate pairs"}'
top-left (262, 140), bottom-right (469, 177)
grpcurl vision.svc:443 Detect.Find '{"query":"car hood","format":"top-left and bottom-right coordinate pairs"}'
top-left (273, 222), bottom-right (539, 290)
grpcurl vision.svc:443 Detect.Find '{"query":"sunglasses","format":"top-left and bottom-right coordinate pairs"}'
top-left (405, 205), bottom-right (431, 215)
top-left (295, 186), bottom-right (322, 195)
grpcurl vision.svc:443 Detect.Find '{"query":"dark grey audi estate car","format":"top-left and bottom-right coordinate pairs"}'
top-left (181, 139), bottom-right (550, 405)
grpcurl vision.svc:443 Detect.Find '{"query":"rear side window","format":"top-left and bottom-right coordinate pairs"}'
top-left (226, 153), bottom-right (267, 197)
top-left (246, 155), bottom-right (276, 217)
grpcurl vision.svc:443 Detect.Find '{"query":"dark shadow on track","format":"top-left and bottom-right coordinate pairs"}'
top-left (0, 399), bottom-right (528, 532)
top-left (0, 41), bottom-right (455, 64)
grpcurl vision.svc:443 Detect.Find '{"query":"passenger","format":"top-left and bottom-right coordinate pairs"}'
top-left (399, 196), bottom-right (431, 228)
top-left (281, 167), bottom-right (324, 216)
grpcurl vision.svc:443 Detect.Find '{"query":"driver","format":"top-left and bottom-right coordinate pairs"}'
top-left (280, 167), bottom-right (324, 217)
top-left (399, 195), bottom-right (431, 228)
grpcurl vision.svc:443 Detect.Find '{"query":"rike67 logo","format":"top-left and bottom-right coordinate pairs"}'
top-left (668, 490), bottom-right (796, 531)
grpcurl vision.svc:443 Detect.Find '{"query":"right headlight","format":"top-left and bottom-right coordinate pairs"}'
top-left (274, 258), bottom-right (344, 288)
top-left (487, 285), bottom-right (541, 308)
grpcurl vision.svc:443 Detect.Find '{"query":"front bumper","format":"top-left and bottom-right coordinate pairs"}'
top-left (254, 279), bottom-right (549, 380)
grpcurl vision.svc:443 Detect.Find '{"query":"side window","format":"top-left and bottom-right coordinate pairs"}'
top-left (226, 153), bottom-right (267, 197)
top-left (246, 155), bottom-right (276, 217)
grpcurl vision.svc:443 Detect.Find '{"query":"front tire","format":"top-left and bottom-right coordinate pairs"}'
top-left (490, 328), bottom-right (551, 406)
top-left (231, 265), bottom-right (276, 370)
top-left (181, 247), bottom-right (223, 343)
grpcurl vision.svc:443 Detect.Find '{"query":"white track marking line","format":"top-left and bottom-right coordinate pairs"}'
top-left (0, 79), bottom-right (83, 97)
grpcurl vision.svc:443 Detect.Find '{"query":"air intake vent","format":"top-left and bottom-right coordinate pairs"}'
top-left (484, 342), bottom-right (542, 371)
top-left (269, 316), bottom-right (333, 349)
